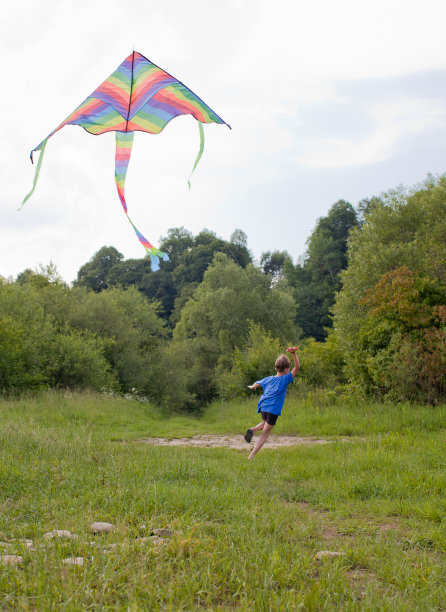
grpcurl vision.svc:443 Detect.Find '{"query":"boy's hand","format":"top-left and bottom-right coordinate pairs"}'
top-left (247, 383), bottom-right (260, 390)
top-left (287, 346), bottom-right (298, 354)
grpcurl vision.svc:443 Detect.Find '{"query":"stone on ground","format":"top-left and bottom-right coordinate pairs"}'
top-left (62, 557), bottom-right (84, 566)
top-left (43, 530), bottom-right (77, 540)
top-left (91, 522), bottom-right (114, 534)
top-left (1, 555), bottom-right (23, 565)
top-left (151, 528), bottom-right (172, 538)
top-left (315, 550), bottom-right (346, 559)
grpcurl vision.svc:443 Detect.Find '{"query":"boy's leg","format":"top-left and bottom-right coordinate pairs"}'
top-left (244, 420), bottom-right (265, 443)
top-left (248, 423), bottom-right (274, 460)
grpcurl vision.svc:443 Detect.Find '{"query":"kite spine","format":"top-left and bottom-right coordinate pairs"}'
top-left (125, 50), bottom-right (135, 131)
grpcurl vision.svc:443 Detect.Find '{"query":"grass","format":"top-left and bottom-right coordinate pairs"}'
top-left (0, 391), bottom-right (445, 610)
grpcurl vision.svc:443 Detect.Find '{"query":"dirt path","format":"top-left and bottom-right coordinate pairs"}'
top-left (138, 435), bottom-right (334, 450)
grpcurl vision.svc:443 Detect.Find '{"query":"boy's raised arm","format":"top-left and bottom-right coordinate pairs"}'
top-left (247, 383), bottom-right (261, 390)
top-left (289, 348), bottom-right (300, 377)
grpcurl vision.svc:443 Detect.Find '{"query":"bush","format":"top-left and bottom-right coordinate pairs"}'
top-left (296, 334), bottom-right (346, 389)
top-left (0, 316), bottom-right (29, 391)
top-left (45, 328), bottom-right (116, 391)
top-left (356, 268), bottom-right (446, 403)
top-left (218, 323), bottom-right (283, 398)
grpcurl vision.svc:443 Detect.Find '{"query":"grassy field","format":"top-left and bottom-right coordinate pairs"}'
top-left (0, 392), bottom-right (445, 610)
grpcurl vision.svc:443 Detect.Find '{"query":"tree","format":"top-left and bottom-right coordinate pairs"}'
top-left (74, 246), bottom-right (123, 292)
top-left (73, 228), bottom-right (253, 324)
top-left (260, 250), bottom-right (293, 279)
top-left (356, 196), bottom-right (383, 226)
top-left (172, 253), bottom-right (297, 404)
top-left (333, 176), bottom-right (446, 401)
top-left (172, 229), bottom-right (252, 294)
top-left (286, 200), bottom-right (358, 340)
top-left (228, 229), bottom-right (252, 268)
top-left (0, 280), bottom-right (115, 392)
top-left (159, 227), bottom-right (194, 267)
top-left (355, 267), bottom-right (446, 403)
top-left (105, 258), bottom-right (176, 321)
top-left (57, 286), bottom-right (167, 395)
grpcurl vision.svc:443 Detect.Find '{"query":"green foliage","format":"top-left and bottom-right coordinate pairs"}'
top-left (171, 228), bottom-right (251, 295)
top-left (296, 333), bottom-right (346, 389)
top-left (75, 228), bottom-right (253, 323)
top-left (45, 328), bottom-right (115, 390)
top-left (8, 177), bottom-right (445, 409)
top-left (0, 280), bottom-right (115, 393)
top-left (159, 226), bottom-right (194, 266)
top-left (56, 286), bottom-right (167, 395)
top-left (172, 254), bottom-right (298, 404)
top-left (260, 250), bottom-right (292, 278)
top-left (356, 267), bottom-right (446, 403)
top-left (74, 246), bottom-right (123, 291)
top-left (0, 275), bottom-right (170, 395)
top-left (218, 322), bottom-right (283, 398)
top-left (333, 176), bottom-right (446, 403)
top-left (286, 200), bottom-right (358, 340)
top-left (0, 316), bottom-right (27, 390)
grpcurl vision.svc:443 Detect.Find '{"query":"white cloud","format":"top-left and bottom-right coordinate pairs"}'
top-left (298, 97), bottom-right (446, 168)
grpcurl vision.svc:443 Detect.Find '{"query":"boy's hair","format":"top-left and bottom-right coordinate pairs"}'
top-left (275, 354), bottom-right (291, 373)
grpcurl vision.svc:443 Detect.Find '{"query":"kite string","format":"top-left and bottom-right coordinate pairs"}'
top-left (223, 240), bottom-right (293, 348)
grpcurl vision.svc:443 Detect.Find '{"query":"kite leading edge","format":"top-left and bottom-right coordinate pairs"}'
top-left (21, 51), bottom-right (231, 270)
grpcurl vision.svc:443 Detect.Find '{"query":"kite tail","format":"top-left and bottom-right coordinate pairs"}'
top-left (115, 131), bottom-right (169, 270)
top-left (188, 121), bottom-right (204, 189)
top-left (19, 138), bottom-right (48, 210)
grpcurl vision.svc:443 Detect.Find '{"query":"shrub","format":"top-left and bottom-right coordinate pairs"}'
top-left (296, 334), bottom-right (346, 389)
top-left (218, 322), bottom-right (283, 398)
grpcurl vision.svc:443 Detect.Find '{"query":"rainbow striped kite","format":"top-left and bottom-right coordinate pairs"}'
top-left (22, 51), bottom-right (230, 270)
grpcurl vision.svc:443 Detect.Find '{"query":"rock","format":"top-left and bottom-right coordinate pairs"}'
top-left (315, 550), bottom-right (346, 560)
top-left (151, 536), bottom-right (168, 547)
top-left (91, 522), bottom-right (114, 534)
top-left (18, 539), bottom-right (34, 550)
top-left (62, 557), bottom-right (84, 566)
top-left (1, 555), bottom-right (23, 565)
top-left (151, 528), bottom-right (172, 539)
top-left (43, 530), bottom-right (77, 540)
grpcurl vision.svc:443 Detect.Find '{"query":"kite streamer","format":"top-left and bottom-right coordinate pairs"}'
top-left (22, 51), bottom-right (230, 269)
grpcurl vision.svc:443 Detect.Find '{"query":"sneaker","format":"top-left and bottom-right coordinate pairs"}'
top-left (244, 429), bottom-right (253, 443)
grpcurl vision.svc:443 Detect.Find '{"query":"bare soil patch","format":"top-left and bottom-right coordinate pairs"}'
top-left (138, 434), bottom-right (333, 450)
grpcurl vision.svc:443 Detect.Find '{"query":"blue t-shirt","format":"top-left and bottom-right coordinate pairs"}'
top-left (255, 372), bottom-right (294, 415)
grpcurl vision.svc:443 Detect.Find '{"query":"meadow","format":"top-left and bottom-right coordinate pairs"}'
top-left (0, 392), bottom-right (445, 610)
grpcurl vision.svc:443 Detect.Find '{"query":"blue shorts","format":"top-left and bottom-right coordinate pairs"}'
top-left (261, 411), bottom-right (278, 426)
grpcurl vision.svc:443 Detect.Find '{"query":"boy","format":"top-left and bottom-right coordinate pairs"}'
top-left (244, 348), bottom-right (299, 460)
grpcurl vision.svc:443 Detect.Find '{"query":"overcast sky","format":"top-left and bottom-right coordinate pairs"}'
top-left (2, 0), bottom-right (446, 282)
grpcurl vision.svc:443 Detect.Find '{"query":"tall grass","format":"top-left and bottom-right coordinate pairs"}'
top-left (0, 392), bottom-right (444, 609)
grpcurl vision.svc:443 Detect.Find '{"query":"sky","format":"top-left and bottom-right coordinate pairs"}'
top-left (2, 0), bottom-right (446, 283)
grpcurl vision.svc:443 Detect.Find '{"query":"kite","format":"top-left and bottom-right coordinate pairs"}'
top-left (21, 51), bottom-right (230, 270)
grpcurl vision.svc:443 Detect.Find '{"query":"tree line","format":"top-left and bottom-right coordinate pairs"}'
top-left (1, 176), bottom-right (445, 405)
